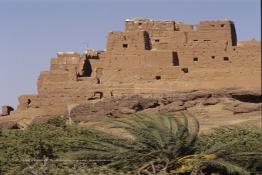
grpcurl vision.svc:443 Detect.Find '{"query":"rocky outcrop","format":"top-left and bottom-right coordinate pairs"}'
top-left (0, 88), bottom-right (260, 130)
top-left (70, 97), bottom-right (160, 122)
top-left (69, 88), bottom-right (261, 123)
top-left (223, 102), bottom-right (261, 114)
top-left (202, 98), bottom-right (219, 106)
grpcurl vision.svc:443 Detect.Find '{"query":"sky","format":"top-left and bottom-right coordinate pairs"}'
top-left (0, 0), bottom-right (260, 108)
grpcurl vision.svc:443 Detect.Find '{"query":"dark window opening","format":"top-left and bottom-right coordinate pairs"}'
top-left (138, 22), bottom-right (142, 26)
top-left (123, 44), bottom-right (128, 48)
top-left (172, 52), bottom-right (179, 66)
top-left (221, 24), bottom-right (225, 27)
top-left (223, 57), bottom-right (229, 61)
top-left (193, 40), bottom-right (198, 41)
top-left (88, 91), bottom-right (103, 100)
top-left (27, 99), bottom-right (31, 105)
top-left (181, 68), bottom-right (189, 73)
top-left (193, 57), bottom-right (198, 62)
top-left (155, 39), bottom-right (160, 42)
top-left (94, 92), bottom-right (103, 99)
top-left (211, 24), bottom-right (215, 27)
top-left (155, 76), bottom-right (161, 80)
top-left (211, 56), bottom-right (215, 59)
top-left (96, 78), bottom-right (101, 84)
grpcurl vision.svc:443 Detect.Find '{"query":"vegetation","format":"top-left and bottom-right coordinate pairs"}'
top-left (0, 113), bottom-right (261, 175)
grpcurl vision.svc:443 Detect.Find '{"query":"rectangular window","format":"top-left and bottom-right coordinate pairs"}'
top-left (223, 57), bottom-right (229, 61)
top-left (155, 76), bottom-right (161, 80)
top-left (155, 39), bottom-right (160, 42)
top-left (193, 57), bottom-right (198, 62)
top-left (181, 68), bottom-right (189, 73)
top-left (123, 44), bottom-right (128, 48)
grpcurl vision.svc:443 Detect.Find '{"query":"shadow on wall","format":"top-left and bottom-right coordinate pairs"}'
top-left (230, 23), bottom-right (237, 46)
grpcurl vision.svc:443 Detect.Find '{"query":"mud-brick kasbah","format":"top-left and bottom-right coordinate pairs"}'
top-left (0, 18), bottom-right (261, 126)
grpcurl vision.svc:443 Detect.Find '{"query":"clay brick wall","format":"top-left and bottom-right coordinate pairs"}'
top-left (197, 20), bottom-right (237, 46)
top-left (107, 31), bottom-right (150, 51)
top-left (175, 22), bottom-right (193, 31)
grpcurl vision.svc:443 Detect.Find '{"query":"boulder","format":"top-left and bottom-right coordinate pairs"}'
top-left (159, 100), bottom-right (186, 113)
top-left (202, 97), bottom-right (219, 106)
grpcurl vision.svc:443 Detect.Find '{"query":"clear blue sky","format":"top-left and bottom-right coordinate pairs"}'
top-left (0, 0), bottom-right (260, 108)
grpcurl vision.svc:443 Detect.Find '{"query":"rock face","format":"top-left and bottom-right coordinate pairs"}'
top-left (70, 97), bottom-right (160, 122)
top-left (68, 89), bottom-right (261, 123)
top-left (1, 18), bottom-right (261, 127)
top-left (0, 89), bottom-right (261, 131)
top-left (223, 103), bottom-right (261, 114)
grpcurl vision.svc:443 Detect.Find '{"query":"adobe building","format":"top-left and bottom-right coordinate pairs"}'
top-left (4, 18), bottom-right (261, 119)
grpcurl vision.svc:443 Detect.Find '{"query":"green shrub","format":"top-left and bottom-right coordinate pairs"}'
top-left (0, 115), bottom-right (261, 175)
top-left (197, 124), bottom-right (262, 174)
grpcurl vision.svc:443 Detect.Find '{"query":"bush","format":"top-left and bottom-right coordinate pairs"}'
top-left (197, 124), bottom-right (262, 174)
top-left (0, 115), bottom-right (261, 175)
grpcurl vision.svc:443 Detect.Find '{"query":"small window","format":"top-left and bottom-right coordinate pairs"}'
top-left (193, 40), bottom-right (198, 42)
top-left (155, 76), bottom-right (161, 80)
top-left (155, 39), bottom-right (160, 42)
top-left (123, 44), bottom-right (128, 48)
top-left (221, 24), bottom-right (224, 27)
top-left (193, 57), bottom-right (198, 62)
top-left (181, 68), bottom-right (189, 73)
top-left (138, 22), bottom-right (142, 26)
top-left (96, 78), bottom-right (100, 84)
top-left (211, 56), bottom-right (215, 59)
top-left (211, 24), bottom-right (215, 27)
top-left (223, 57), bottom-right (229, 61)
top-left (94, 92), bottom-right (103, 99)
